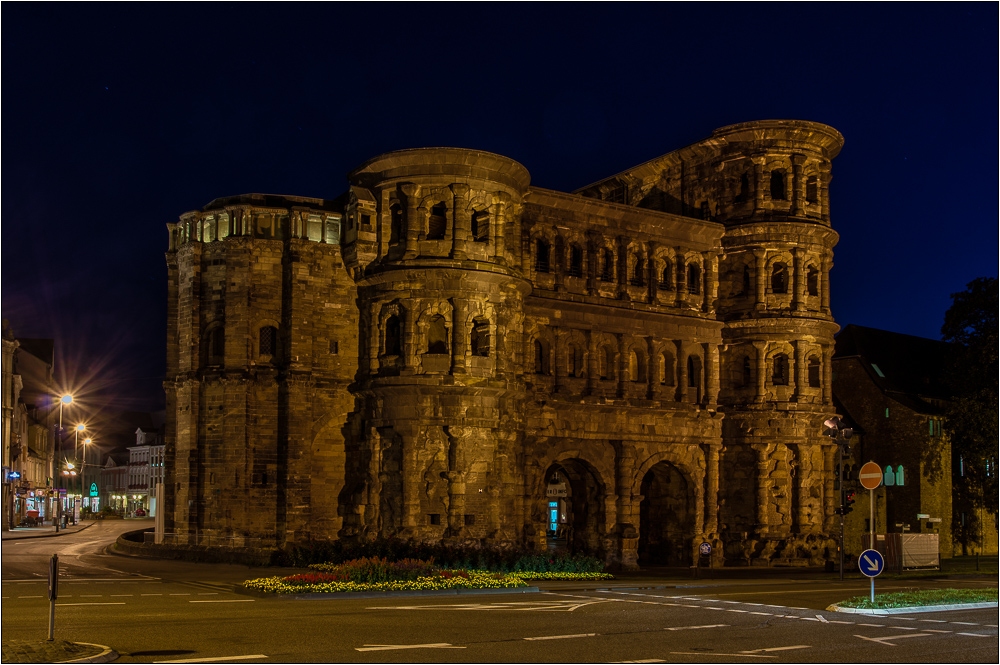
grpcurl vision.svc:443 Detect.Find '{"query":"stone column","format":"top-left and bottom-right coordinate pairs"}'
top-left (821, 252), bottom-right (832, 314)
top-left (445, 470), bottom-right (466, 537)
top-left (616, 333), bottom-right (627, 398)
top-left (617, 237), bottom-right (629, 301)
top-left (554, 233), bottom-right (566, 292)
top-left (676, 340), bottom-right (687, 402)
top-left (792, 248), bottom-right (805, 312)
top-left (752, 442), bottom-right (774, 535)
top-left (752, 156), bottom-right (766, 213)
top-left (647, 242), bottom-right (658, 304)
top-left (642, 337), bottom-right (654, 400)
top-left (401, 298), bottom-right (416, 374)
top-left (705, 445), bottom-right (721, 534)
top-left (451, 298), bottom-right (468, 374)
top-left (790, 154), bottom-right (806, 216)
top-left (613, 440), bottom-right (638, 569)
top-left (400, 427), bottom-right (421, 530)
top-left (753, 341), bottom-right (768, 403)
top-left (702, 252), bottom-right (717, 313)
top-left (521, 225), bottom-right (532, 275)
top-left (820, 163), bottom-right (832, 222)
top-left (492, 195), bottom-right (508, 263)
top-left (753, 249), bottom-right (767, 309)
top-left (450, 183), bottom-right (470, 260)
top-left (401, 183), bottom-right (420, 259)
top-left (706, 342), bottom-right (720, 409)
top-left (822, 344), bottom-right (834, 405)
top-left (675, 248), bottom-right (686, 308)
top-left (822, 443), bottom-right (836, 532)
top-left (368, 301), bottom-right (381, 374)
top-left (586, 330), bottom-right (599, 395)
top-left (793, 339), bottom-right (805, 402)
top-left (553, 327), bottom-right (564, 393)
top-left (585, 231), bottom-right (599, 295)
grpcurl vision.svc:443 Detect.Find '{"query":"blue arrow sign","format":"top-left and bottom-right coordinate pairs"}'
top-left (858, 548), bottom-right (884, 577)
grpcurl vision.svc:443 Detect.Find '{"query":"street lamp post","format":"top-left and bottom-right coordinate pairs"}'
top-left (823, 416), bottom-right (854, 581)
top-left (54, 395), bottom-right (72, 526)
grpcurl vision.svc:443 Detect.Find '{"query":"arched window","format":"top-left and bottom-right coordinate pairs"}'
top-left (471, 210), bottom-right (489, 242)
top-left (629, 349), bottom-right (646, 383)
top-left (736, 171), bottom-right (750, 202)
top-left (427, 203), bottom-right (447, 240)
top-left (567, 343), bottom-right (581, 377)
top-left (770, 170), bottom-right (787, 201)
top-left (805, 175), bottom-right (818, 204)
top-left (808, 357), bottom-right (821, 388)
top-left (807, 266), bottom-right (819, 296)
top-left (771, 263), bottom-right (788, 294)
top-left (533, 339), bottom-right (549, 375)
top-left (687, 263), bottom-right (701, 295)
top-left (259, 325), bottom-right (278, 358)
top-left (427, 315), bottom-right (449, 354)
top-left (631, 254), bottom-right (645, 286)
top-left (599, 345), bottom-right (615, 380)
top-left (384, 315), bottom-right (402, 356)
top-left (659, 351), bottom-right (675, 386)
top-left (772, 353), bottom-right (789, 386)
top-left (742, 355), bottom-right (752, 388)
top-left (687, 355), bottom-right (702, 402)
top-left (659, 260), bottom-right (673, 289)
top-left (535, 238), bottom-right (551, 273)
top-left (470, 317), bottom-right (490, 357)
top-left (389, 203), bottom-right (403, 245)
top-left (601, 248), bottom-right (614, 281)
top-left (742, 265), bottom-right (752, 296)
top-left (568, 244), bottom-right (584, 277)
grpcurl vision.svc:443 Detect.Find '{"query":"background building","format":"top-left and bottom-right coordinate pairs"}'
top-left (164, 119), bottom-right (845, 566)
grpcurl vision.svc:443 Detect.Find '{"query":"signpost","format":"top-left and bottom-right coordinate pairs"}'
top-left (857, 461), bottom-right (884, 602)
top-left (858, 548), bottom-right (883, 602)
top-left (47, 553), bottom-right (58, 640)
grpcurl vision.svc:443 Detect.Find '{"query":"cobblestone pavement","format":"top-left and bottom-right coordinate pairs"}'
top-left (1, 639), bottom-right (117, 663)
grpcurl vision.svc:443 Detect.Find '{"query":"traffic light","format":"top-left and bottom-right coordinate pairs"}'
top-left (844, 491), bottom-right (856, 515)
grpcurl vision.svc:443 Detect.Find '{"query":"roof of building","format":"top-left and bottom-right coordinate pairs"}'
top-left (833, 324), bottom-right (952, 414)
top-left (16, 338), bottom-right (54, 366)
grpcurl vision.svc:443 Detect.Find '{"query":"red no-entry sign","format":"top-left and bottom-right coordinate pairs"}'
top-left (859, 461), bottom-right (883, 490)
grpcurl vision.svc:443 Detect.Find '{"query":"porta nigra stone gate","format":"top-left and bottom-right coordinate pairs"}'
top-left (164, 120), bottom-right (844, 568)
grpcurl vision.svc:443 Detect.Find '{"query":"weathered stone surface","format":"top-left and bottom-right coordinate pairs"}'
top-left (164, 121), bottom-right (845, 567)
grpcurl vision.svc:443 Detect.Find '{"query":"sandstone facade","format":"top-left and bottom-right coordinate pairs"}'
top-left (164, 120), bottom-right (845, 566)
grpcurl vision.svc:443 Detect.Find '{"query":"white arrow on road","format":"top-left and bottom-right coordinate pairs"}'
top-left (356, 643), bottom-right (466, 652)
top-left (862, 553), bottom-right (880, 572)
top-left (854, 633), bottom-right (932, 646)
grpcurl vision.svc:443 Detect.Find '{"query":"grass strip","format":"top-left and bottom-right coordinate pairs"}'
top-left (839, 587), bottom-right (998, 609)
top-left (245, 570), bottom-right (528, 594)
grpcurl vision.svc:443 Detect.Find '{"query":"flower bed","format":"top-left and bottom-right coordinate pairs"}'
top-left (245, 556), bottom-right (529, 594)
top-left (507, 571), bottom-right (615, 581)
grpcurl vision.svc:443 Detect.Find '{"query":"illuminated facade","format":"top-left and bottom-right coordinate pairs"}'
top-left (164, 120), bottom-right (845, 566)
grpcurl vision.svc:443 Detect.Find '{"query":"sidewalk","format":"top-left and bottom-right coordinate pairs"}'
top-left (2, 522), bottom-right (95, 541)
top-left (2, 639), bottom-right (117, 664)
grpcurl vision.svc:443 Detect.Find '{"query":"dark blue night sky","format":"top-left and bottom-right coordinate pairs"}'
top-left (2, 3), bottom-right (997, 412)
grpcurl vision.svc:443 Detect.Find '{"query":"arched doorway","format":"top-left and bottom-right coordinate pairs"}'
top-left (543, 459), bottom-right (606, 556)
top-left (638, 462), bottom-right (694, 566)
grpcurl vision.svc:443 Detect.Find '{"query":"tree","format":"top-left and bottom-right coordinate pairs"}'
top-left (941, 277), bottom-right (998, 553)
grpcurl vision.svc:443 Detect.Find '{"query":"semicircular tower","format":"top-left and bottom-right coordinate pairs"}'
top-left (341, 149), bottom-right (531, 545)
top-left (707, 120), bottom-right (844, 562)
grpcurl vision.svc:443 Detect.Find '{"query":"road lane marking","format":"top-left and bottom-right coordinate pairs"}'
top-left (748, 612), bottom-right (772, 616)
top-left (142, 593), bottom-right (163, 596)
top-left (111, 595), bottom-right (133, 597)
top-left (671, 652), bottom-right (774, 659)
top-left (153, 656), bottom-right (266, 663)
top-left (815, 615), bottom-right (828, 623)
top-left (854, 633), bottom-right (932, 645)
top-left (665, 624), bottom-right (729, 631)
top-left (950, 622), bottom-right (979, 625)
top-left (197, 592), bottom-right (219, 595)
top-left (741, 646), bottom-right (810, 653)
top-left (923, 630), bottom-right (951, 633)
top-left (524, 633), bottom-right (597, 641)
top-left (17, 596), bottom-right (43, 599)
top-left (610, 660), bottom-right (666, 663)
top-left (858, 623), bottom-right (884, 627)
top-left (356, 643), bottom-right (465, 652)
top-left (890, 626), bottom-right (918, 631)
top-left (189, 599), bottom-right (255, 603)
top-left (56, 602), bottom-right (126, 606)
top-left (727, 609), bottom-right (748, 613)
top-left (957, 633), bottom-right (992, 637)
top-left (169, 593), bottom-right (191, 596)
top-left (918, 619), bottom-right (946, 623)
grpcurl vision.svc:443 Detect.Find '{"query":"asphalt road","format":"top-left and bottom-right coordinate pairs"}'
top-left (2, 523), bottom-right (997, 663)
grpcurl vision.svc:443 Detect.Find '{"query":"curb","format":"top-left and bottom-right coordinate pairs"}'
top-left (237, 585), bottom-right (540, 600)
top-left (58, 643), bottom-right (118, 664)
top-left (2, 523), bottom-right (96, 541)
top-left (827, 601), bottom-right (999, 615)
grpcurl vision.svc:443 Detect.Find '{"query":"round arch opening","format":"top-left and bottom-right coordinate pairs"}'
top-left (543, 459), bottom-right (607, 557)
top-left (638, 461), bottom-right (694, 566)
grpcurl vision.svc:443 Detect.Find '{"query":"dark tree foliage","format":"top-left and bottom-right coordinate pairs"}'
top-left (941, 277), bottom-right (998, 552)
